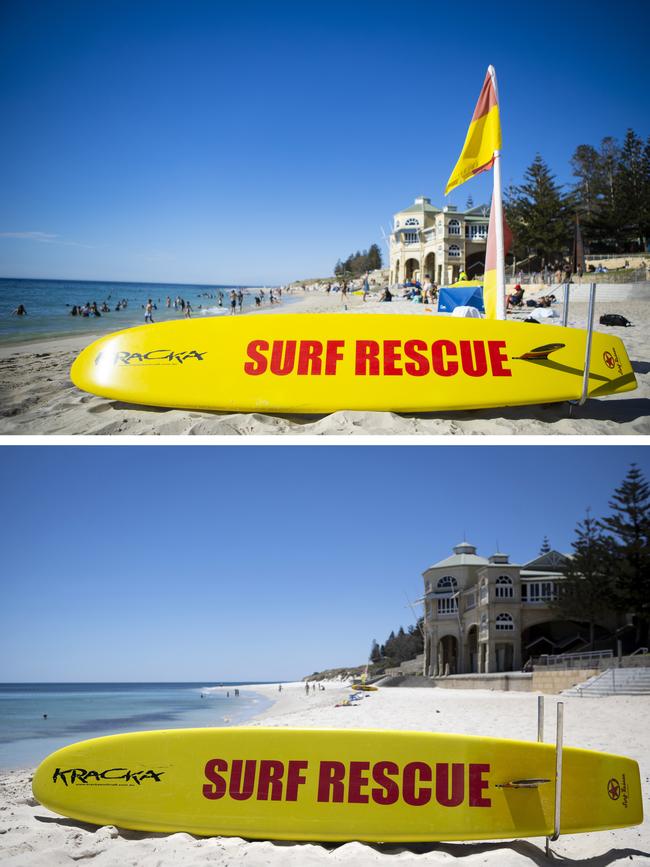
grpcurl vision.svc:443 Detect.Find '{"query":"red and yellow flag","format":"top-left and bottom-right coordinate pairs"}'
top-left (445, 70), bottom-right (501, 195)
top-left (483, 193), bottom-right (513, 319)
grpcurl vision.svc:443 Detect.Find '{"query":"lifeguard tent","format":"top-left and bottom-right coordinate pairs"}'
top-left (437, 280), bottom-right (484, 314)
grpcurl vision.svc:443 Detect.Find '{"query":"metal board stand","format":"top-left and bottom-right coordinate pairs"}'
top-left (568, 282), bottom-right (597, 414)
top-left (546, 701), bottom-right (565, 856)
top-left (579, 284), bottom-right (597, 406)
top-left (561, 283), bottom-right (570, 327)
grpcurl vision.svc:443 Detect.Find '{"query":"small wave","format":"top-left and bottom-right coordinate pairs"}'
top-left (200, 307), bottom-right (230, 316)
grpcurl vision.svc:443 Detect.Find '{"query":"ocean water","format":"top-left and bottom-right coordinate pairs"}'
top-left (0, 682), bottom-right (275, 770)
top-left (0, 278), bottom-right (280, 345)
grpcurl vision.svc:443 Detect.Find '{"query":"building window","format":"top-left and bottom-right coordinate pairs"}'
top-left (436, 576), bottom-right (457, 615)
top-left (437, 597), bottom-right (458, 616)
top-left (495, 613), bottom-right (514, 631)
top-left (495, 576), bottom-right (513, 598)
top-left (404, 231), bottom-right (419, 245)
top-left (448, 219), bottom-right (461, 235)
top-left (466, 224), bottom-right (488, 240)
top-left (448, 244), bottom-right (461, 257)
top-left (522, 582), bottom-right (557, 603)
top-left (405, 218), bottom-right (419, 226)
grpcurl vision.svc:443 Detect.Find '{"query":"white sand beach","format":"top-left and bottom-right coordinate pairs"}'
top-left (1, 681), bottom-right (649, 866)
top-left (0, 287), bottom-right (648, 435)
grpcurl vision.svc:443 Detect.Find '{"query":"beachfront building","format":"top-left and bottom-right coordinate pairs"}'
top-left (421, 542), bottom-right (623, 676)
top-left (389, 197), bottom-right (490, 286)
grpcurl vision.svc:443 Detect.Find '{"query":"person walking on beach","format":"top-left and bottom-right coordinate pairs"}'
top-left (145, 299), bottom-right (154, 324)
top-left (230, 290), bottom-right (237, 314)
top-left (237, 290), bottom-right (244, 312)
top-left (362, 272), bottom-right (370, 302)
top-left (184, 301), bottom-right (192, 318)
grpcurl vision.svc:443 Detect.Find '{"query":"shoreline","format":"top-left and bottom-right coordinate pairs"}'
top-left (1, 683), bottom-right (648, 864)
top-left (0, 289), bottom-right (648, 435)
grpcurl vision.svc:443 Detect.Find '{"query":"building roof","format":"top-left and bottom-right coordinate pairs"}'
top-left (424, 541), bottom-right (490, 571)
top-left (520, 550), bottom-right (570, 571)
top-left (399, 201), bottom-right (440, 215)
top-left (397, 199), bottom-right (490, 217)
top-left (465, 205), bottom-right (490, 217)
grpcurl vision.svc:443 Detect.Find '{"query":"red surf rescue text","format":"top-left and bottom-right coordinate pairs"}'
top-left (243, 339), bottom-right (511, 378)
top-left (202, 758), bottom-right (491, 807)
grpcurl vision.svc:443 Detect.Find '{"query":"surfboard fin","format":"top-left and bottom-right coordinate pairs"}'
top-left (496, 778), bottom-right (551, 789)
top-left (514, 343), bottom-right (566, 361)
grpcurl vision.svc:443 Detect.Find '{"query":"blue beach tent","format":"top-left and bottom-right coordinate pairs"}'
top-left (437, 280), bottom-right (484, 314)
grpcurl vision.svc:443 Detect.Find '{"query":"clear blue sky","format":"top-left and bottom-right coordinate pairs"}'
top-left (0, 0), bottom-right (648, 285)
top-left (2, 445), bottom-right (648, 682)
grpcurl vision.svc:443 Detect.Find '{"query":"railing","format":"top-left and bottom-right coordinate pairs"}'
top-left (585, 253), bottom-right (648, 260)
top-left (532, 650), bottom-right (613, 670)
top-left (505, 268), bottom-right (647, 285)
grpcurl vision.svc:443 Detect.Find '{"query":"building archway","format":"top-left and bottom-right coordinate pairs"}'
top-left (521, 619), bottom-right (610, 668)
top-left (465, 250), bottom-right (486, 278)
top-left (404, 258), bottom-right (420, 281)
top-left (437, 635), bottom-right (458, 675)
top-left (423, 252), bottom-right (436, 281)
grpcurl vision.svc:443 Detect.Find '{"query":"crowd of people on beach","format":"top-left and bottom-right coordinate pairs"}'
top-left (6, 286), bottom-right (284, 325)
top-left (67, 299), bottom-right (129, 318)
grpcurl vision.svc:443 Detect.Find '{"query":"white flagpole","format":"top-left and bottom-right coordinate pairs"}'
top-left (488, 65), bottom-right (506, 320)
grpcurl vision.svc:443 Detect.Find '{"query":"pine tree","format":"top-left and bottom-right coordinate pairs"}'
top-left (599, 464), bottom-right (650, 646)
top-left (615, 129), bottom-right (649, 251)
top-left (505, 154), bottom-right (573, 266)
top-left (552, 512), bottom-right (613, 649)
top-left (570, 144), bottom-right (602, 220)
top-left (588, 136), bottom-right (622, 250)
top-left (369, 640), bottom-right (382, 663)
top-left (367, 243), bottom-right (382, 271)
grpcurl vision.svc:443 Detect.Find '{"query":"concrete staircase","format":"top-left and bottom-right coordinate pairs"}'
top-left (564, 666), bottom-right (650, 697)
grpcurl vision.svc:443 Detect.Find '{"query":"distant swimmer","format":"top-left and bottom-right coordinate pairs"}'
top-left (43, 713), bottom-right (47, 719)
top-left (12, 304), bottom-right (27, 316)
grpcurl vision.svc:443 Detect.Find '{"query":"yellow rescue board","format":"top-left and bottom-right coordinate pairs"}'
top-left (32, 727), bottom-right (642, 842)
top-left (70, 314), bottom-right (637, 413)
